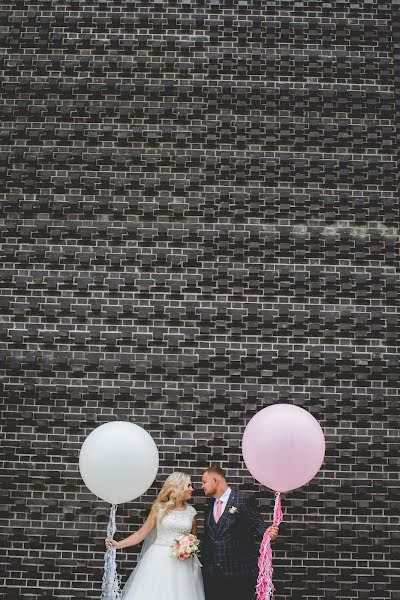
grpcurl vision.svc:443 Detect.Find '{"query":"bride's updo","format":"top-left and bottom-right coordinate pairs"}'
top-left (151, 471), bottom-right (191, 521)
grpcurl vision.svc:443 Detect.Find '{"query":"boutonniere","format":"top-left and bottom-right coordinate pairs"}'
top-left (229, 506), bottom-right (238, 515)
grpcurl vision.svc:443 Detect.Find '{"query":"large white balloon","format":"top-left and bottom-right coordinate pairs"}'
top-left (79, 421), bottom-right (159, 504)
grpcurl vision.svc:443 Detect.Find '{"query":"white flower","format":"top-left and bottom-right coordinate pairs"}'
top-left (229, 506), bottom-right (238, 514)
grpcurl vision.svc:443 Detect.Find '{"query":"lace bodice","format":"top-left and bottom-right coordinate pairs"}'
top-left (154, 505), bottom-right (197, 546)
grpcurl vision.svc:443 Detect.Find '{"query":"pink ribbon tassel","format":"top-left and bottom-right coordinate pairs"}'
top-left (256, 493), bottom-right (283, 600)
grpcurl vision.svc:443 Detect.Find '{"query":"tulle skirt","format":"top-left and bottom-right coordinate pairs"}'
top-left (122, 543), bottom-right (205, 600)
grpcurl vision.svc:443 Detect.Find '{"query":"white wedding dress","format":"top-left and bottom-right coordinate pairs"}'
top-left (122, 505), bottom-right (205, 600)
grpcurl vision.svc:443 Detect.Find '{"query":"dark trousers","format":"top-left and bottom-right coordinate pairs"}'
top-left (204, 569), bottom-right (257, 600)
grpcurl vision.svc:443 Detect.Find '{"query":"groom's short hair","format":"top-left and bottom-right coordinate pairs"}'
top-left (204, 466), bottom-right (226, 480)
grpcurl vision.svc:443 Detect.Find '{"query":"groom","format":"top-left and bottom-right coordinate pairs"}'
top-left (201, 466), bottom-right (279, 600)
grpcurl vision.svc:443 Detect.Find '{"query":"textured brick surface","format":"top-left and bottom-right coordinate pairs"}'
top-left (1, 1), bottom-right (399, 599)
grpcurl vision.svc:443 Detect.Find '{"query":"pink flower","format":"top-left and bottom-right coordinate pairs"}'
top-left (171, 533), bottom-right (200, 561)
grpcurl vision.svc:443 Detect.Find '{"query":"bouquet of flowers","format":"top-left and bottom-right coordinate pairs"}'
top-left (171, 533), bottom-right (200, 560)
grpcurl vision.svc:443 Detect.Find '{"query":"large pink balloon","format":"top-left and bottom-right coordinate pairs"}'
top-left (242, 404), bottom-right (325, 493)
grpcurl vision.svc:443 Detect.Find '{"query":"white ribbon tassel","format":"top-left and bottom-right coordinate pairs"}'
top-left (101, 505), bottom-right (123, 600)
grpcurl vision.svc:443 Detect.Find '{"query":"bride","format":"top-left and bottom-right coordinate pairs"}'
top-left (105, 471), bottom-right (205, 600)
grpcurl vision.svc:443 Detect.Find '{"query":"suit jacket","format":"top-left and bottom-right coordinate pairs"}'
top-left (201, 488), bottom-right (267, 578)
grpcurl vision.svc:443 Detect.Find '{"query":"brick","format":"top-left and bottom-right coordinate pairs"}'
top-left (0, 1), bottom-right (399, 599)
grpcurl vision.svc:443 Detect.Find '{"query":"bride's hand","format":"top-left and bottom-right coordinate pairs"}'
top-left (105, 538), bottom-right (121, 550)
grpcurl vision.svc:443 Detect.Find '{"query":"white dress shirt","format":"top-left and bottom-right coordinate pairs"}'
top-left (213, 487), bottom-right (232, 520)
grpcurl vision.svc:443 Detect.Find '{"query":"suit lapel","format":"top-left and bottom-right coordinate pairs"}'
top-left (214, 488), bottom-right (236, 538)
top-left (205, 500), bottom-right (216, 540)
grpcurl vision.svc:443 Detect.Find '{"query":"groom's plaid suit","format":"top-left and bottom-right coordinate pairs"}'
top-left (201, 488), bottom-right (267, 582)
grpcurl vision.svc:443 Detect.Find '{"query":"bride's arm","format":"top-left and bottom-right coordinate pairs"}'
top-left (106, 511), bottom-right (157, 550)
top-left (191, 516), bottom-right (198, 535)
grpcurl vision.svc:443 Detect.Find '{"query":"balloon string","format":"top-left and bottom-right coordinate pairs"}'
top-left (273, 492), bottom-right (283, 527)
top-left (101, 505), bottom-right (123, 600)
top-left (256, 493), bottom-right (283, 600)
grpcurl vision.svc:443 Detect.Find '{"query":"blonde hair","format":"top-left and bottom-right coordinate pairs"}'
top-left (151, 472), bottom-right (191, 521)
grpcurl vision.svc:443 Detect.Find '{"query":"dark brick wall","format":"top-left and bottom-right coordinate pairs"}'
top-left (1, 1), bottom-right (399, 599)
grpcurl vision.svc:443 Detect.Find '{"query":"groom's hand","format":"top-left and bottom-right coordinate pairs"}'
top-left (267, 525), bottom-right (279, 542)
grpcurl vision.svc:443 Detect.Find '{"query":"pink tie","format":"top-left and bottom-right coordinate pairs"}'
top-left (215, 500), bottom-right (223, 523)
